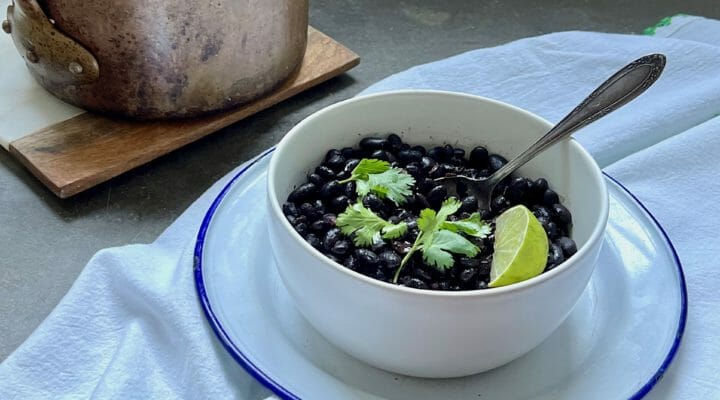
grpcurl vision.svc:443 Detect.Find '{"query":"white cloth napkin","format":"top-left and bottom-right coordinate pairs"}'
top-left (2, 15), bottom-right (720, 400)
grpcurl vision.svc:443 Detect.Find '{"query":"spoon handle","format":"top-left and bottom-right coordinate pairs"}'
top-left (486, 53), bottom-right (666, 187)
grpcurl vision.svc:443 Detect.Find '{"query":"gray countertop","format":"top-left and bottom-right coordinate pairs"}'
top-left (2, 0), bottom-right (718, 362)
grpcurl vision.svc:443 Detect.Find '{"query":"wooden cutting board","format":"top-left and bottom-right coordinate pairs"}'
top-left (8, 27), bottom-right (359, 198)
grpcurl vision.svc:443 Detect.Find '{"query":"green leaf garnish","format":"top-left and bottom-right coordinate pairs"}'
top-left (441, 212), bottom-right (492, 237)
top-left (393, 198), bottom-right (491, 283)
top-left (339, 158), bottom-right (415, 205)
top-left (337, 201), bottom-right (408, 247)
top-left (349, 158), bottom-right (391, 178)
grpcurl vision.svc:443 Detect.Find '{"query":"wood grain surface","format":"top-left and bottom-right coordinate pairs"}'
top-left (9, 27), bottom-right (360, 198)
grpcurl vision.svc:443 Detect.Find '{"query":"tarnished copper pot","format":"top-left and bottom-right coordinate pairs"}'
top-left (3, 0), bottom-right (308, 119)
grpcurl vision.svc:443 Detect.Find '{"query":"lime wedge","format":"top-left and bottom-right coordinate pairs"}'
top-left (489, 205), bottom-right (549, 288)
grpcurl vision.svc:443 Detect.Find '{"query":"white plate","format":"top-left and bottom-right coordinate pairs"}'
top-left (194, 149), bottom-right (687, 400)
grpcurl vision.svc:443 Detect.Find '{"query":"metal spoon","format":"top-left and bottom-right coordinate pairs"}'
top-left (437, 53), bottom-right (666, 210)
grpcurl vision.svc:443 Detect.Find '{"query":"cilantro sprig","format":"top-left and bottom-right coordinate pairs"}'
top-left (392, 198), bottom-right (490, 283)
top-left (337, 202), bottom-right (408, 247)
top-left (339, 159), bottom-right (415, 205)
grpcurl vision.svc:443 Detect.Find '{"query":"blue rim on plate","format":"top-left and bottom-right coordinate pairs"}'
top-left (193, 148), bottom-right (688, 400)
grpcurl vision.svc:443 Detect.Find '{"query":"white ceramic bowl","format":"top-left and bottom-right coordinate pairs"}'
top-left (267, 90), bottom-right (609, 378)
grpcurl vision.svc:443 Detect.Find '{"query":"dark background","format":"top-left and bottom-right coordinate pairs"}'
top-left (2, 0), bottom-right (719, 360)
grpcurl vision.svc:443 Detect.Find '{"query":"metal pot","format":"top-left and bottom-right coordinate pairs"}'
top-left (3, 0), bottom-right (308, 119)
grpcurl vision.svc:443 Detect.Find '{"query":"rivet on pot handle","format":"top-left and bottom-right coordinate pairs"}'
top-left (5, 0), bottom-right (99, 85)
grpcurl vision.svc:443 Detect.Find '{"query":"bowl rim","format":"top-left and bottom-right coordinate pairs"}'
top-left (267, 89), bottom-right (610, 298)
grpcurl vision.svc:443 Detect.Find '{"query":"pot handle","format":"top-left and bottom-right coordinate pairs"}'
top-left (3, 0), bottom-right (99, 85)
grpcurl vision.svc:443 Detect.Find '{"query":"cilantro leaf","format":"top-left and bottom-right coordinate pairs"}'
top-left (421, 230), bottom-right (479, 270)
top-left (337, 202), bottom-right (408, 247)
top-left (442, 212), bottom-right (491, 237)
top-left (366, 169), bottom-right (415, 205)
top-left (339, 158), bottom-right (415, 205)
top-left (351, 159), bottom-right (390, 178)
top-left (392, 197), bottom-right (488, 282)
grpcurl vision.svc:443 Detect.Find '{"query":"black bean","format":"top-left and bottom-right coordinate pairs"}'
top-left (413, 267), bottom-right (433, 281)
top-left (478, 259), bottom-right (491, 277)
top-left (448, 157), bottom-right (465, 166)
top-left (411, 145), bottom-right (427, 155)
top-left (330, 195), bottom-right (350, 212)
top-left (452, 147), bottom-right (465, 159)
top-left (331, 240), bottom-right (352, 256)
top-left (426, 185), bottom-right (448, 209)
top-left (413, 193), bottom-right (430, 210)
top-left (315, 165), bottom-right (336, 180)
top-left (443, 144), bottom-right (455, 159)
top-left (460, 196), bottom-right (478, 213)
top-left (313, 200), bottom-right (326, 214)
top-left (340, 147), bottom-right (355, 158)
top-left (532, 205), bottom-right (552, 221)
top-left (320, 181), bottom-right (343, 199)
top-left (336, 170), bottom-right (350, 180)
top-left (325, 149), bottom-right (341, 162)
top-left (469, 146), bottom-right (489, 168)
top-left (344, 254), bottom-right (359, 271)
top-left (476, 281), bottom-right (488, 290)
top-left (548, 243), bottom-right (565, 265)
top-left (436, 281), bottom-right (452, 290)
top-left (370, 240), bottom-right (387, 253)
top-left (282, 202), bottom-right (299, 217)
top-left (420, 156), bottom-right (437, 172)
top-left (370, 149), bottom-right (390, 161)
top-left (287, 183), bottom-right (318, 203)
top-left (405, 162), bottom-right (424, 180)
top-left (544, 221), bottom-right (560, 239)
top-left (286, 214), bottom-right (306, 226)
top-left (299, 202), bottom-right (316, 218)
top-left (488, 154), bottom-right (508, 172)
top-left (396, 210), bottom-right (413, 221)
top-left (392, 240), bottom-right (413, 255)
top-left (479, 208), bottom-right (492, 220)
top-left (542, 189), bottom-right (559, 206)
top-left (322, 228), bottom-right (342, 251)
top-left (459, 256), bottom-right (480, 268)
top-left (556, 236), bottom-right (577, 257)
top-left (363, 194), bottom-right (384, 211)
top-left (478, 169), bottom-right (491, 178)
top-left (507, 177), bottom-right (532, 204)
top-left (552, 203), bottom-right (572, 226)
top-left (373, 268), bottom-right (388, 281)
top-left (491, 195), bottom-right (509, 213)
top-left (428, 146), bottom-right (446, 161)
top-left (308, 173), bottom-right (324, 186)
top-left (322, 213), bottom-right (337, 225)
top-left (532, 178), bottom-right (548, 196)
top-left (344, 181), bottom-right (356, 198)
top-left (460, 268), bottom-right (478, 286)
top-left (398, 149), bottom-right (423, 164)
top-left (387, 133), bottom-right (403, 150)
top-left (400, 143), bottom-right (411, 151)
top-left (418, 178), bottom-right (436, 194)
top-left (354, 249), bottom-right (380, 267)
top-left (428, 163), bottom-right (447, 179)
top-left (379, 251), bottom-right (401, 270)
top-left (406, 278), bottom-right (429, 290)
top-left (311, 219), bottom-right (331, 231)
top-left (294, 222), bottom-right (308, 236)
top-left (360, 137), bottom-right (388, 150)
top-left (344, 158), bottom-right (360, 172)
top-left (325, 154), bottom-right (346, 171)
top-left (305, 233), bottom-right (322, 249)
